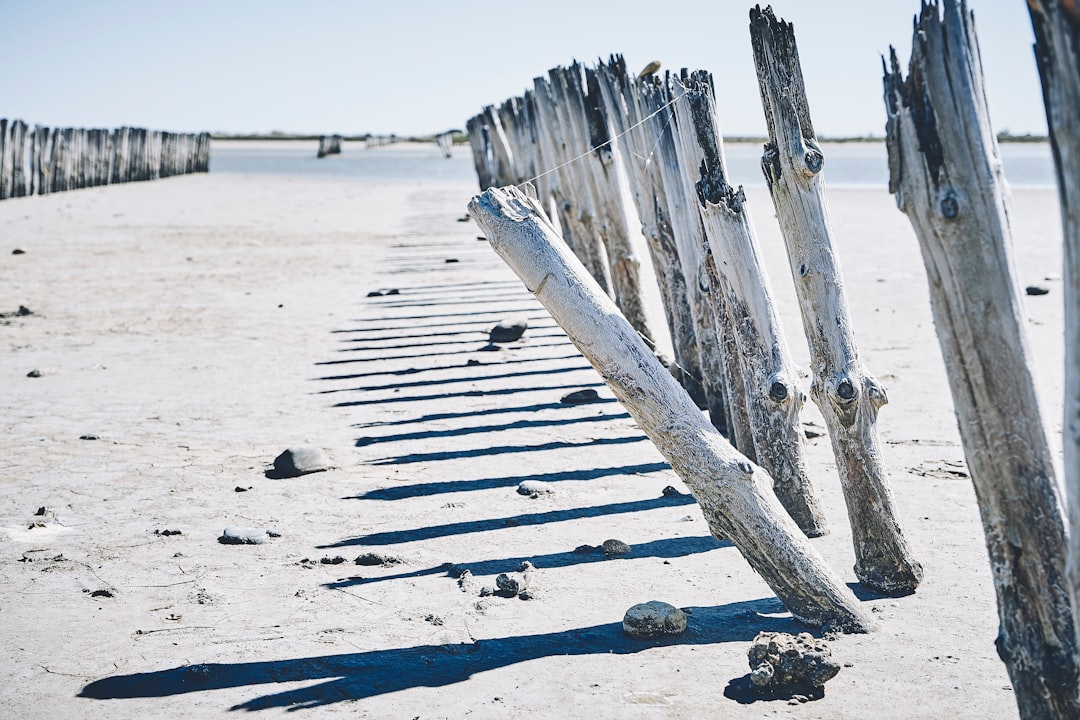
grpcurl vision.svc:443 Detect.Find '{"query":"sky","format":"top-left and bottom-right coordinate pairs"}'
top-left (0, 0), bottom-right (1048, 138)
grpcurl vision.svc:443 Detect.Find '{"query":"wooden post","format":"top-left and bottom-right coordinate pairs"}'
top-left (669, 71), bottom-right (828, 537)
top-left (594, 57), bottom-right (708, 409)
top-left (10, 120), bottom-right (28, 198)
top-left (636, 75), bottom-right (738, 441)
top-left (435, 131), bottom-right (454, 159)
top-left (883, 1), bottom-right (1079, 716)
top-left (470, 185), bottom-right (872, 632)
top-left (1028, 0), bottom-right (1080, 665)
top-left (0, 119), bottom-right (10, 201)
top-left (751, 5), bottom-right (922, 594)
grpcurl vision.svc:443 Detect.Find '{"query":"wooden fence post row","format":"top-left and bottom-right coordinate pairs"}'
top-left (467, 37), bottom-right (922, 617)
top-left (0, 119), bottom-right (210, 200)
top-left (317, 134), bottom-right (342, 158)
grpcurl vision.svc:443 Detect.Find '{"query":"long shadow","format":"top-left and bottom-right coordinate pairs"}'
top-left (315, 354), bottom-right (584, 382)
top-left (333, 382), bottom-right (601, 408)
top-left (322, 339), bottom-right (572, 364)
top-left (366, 434), bottom-right (644, 466)
top-left (79, 597), bottom-right (792, 710)
top-left (322, 364), bottom-right (595, 394)
top-left (325, 535), bottom-right (728, 589)
top-left (352, 461), bottom-right (670, 500)
top-left (346, 307), bottom-right (547, 322)
top-left (337, 331), bottom-right (565, 351)
top-left (371, 295), bottom-right (539, 309)
top-left (356, 413), bottom-right (631, 447)
top-left (352, 398), bottom-right (620, 428)
top-left (330, 314), bottom-right (551, 334)
top-left (320, 494), bottom-right (695, 548)
top-left (328, 324), bottom-right (559, 343)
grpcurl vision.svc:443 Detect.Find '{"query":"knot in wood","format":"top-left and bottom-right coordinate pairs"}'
top-left (738, 460), bottom-right (754, 475)
top-left (768, 380), bottom-right (789, 402)
top-left (939, 194), bottom-right (959, 219)
top-left (836, 379), bottom-right (856, 402)
top-left (803, 149), bottom-right (824, 175)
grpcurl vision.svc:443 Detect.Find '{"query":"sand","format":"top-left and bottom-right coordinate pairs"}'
top-left (0, 170), bottom-right (1066, 719)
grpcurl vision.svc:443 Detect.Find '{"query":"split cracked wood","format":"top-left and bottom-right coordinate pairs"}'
top-left (1027, 0), bottom-right (1080, 667)
top-left (669, 71), bottom-right (827, 537)
top-left (469, 185), bottom-right (872, 632)
top-left (884, 1), bottom-right (1079, 717)
top-left (751, 4), bottom-right (922, 594)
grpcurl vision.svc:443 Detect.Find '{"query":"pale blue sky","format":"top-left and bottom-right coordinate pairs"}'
top-left (0, 0), bottom-right (1046, 138)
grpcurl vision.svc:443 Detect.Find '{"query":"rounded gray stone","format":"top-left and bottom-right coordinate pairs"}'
top-left (517, 480), bottom-right (555, 497)
top-left (602, 538), bottom-right (631, 556)
top-left (489, 317), bottom-right (528, 343)
top-left (623, 601), bottom-right (687, 638)
top-left (273, 446), bottom-right (330, 477)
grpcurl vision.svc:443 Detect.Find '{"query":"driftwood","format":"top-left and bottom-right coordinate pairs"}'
top-left (883, 2), bottom-right (1079, 717)
top-left (1028, 0), bottom-right (1080, 660)
top-left (317, 135), bottom-right (342, 158)
top-left (435, 131), bottom-right (454, 159)
top-left (669, 71), bottom-right (827, 537)
top-left (751, 6), bottom-right (922, 594)
top-left (469, 185), bottom-right (871, 632)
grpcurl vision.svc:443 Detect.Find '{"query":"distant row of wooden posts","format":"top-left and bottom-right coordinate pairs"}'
top-left (0, 119), bottom-right (210, 201)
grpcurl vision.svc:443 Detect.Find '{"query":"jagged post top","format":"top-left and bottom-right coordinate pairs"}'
top-left (750, 4), bottom-right (825, 189)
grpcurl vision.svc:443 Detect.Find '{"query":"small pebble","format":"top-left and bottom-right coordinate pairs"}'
top-left (17, 305), bottom-right (32, 316)
top-left (272, 446), bottom-right (330, 477)
top-left (517, 480), bottom-right (555, 497)
top-left (26, 369), bottom-right (41, 378)
top-left (661, 485), bottom-right (685, 498)
top-left (12, 248), bottom-right (25, 255)
top-left (355, 552), bottom-right (403, 566)
top-left (320, 556), bottom-right (346, 565)
top-left (602, 538), bottom-right (631, 556)
top-left (219, 526), bottom-right (270, 545)
top-left (234, 486), bottom-right (251, 492)
top-left (560, 388), bottom-right (600, 404)
top-left (1026, 285), bottom-right (1050, 296)
top-left (623, 601), bottom-right (687, 638)
top-left (495, 573), bottom-right (521, 595)
top-left (445, 258), bottom-right (459, 263)
top-left (154, 529), bottom-right (182, 536)
top-left (573, 544), bottom-right (598, 554)
top-left (79, 434), bottom-right (99, 441)
top-left (489, 317), bottom-right (528, 343)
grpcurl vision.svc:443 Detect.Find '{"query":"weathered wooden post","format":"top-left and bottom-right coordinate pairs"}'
top-left (317, 134), bottom-right (342, 158)
top-left (470, 185), bottom-right (872, 632)
top-left (751, 5), bottom-right (922, 594)
top-left (669, 71), bottom-right (827, 537)
top-left (636, 75), bottom-right (740, 442)
top-left (10, 120), bottom-right (29, 198)
top-left (883, 1), bottom-right (1079, 716)
top-left (1027, 0), bottom-right (1080, 662)
top-left (435, 131), bottom-right (454, 159)
top-left (594, 57), bottom-right (707, 409)
top-left (0, 119), bottom-right (10, 201)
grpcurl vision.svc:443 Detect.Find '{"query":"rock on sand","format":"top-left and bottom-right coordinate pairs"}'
top-left (272, 446), bottom-right (330, 478)
top-left (489, 317), bottom-right (528, 343)
top-left (623, 601), bottom-right (687, 637)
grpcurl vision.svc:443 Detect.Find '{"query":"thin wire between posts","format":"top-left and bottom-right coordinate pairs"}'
top-left (513, 89), bottom-right (686, 190)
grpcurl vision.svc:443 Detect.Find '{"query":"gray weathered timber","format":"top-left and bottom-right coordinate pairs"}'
top-left (1028, 0), bottom-right (1080, 663)
top-left (317, 134), bottom-right (342, 158)
top-left (470, 185), bottom-right (871, 632)
top-left (595, 57), bottom-right (707, 409)
top-left (0, 119), bottom-right (10, 201)
top-left (670, 72), bottom-right (827, 537)
top-left (751, 5), bottom-right (922, 593)
top-left (884, 2), bottom-right (1079, 717)
top-left (637, 76), bottom-right (736, 441)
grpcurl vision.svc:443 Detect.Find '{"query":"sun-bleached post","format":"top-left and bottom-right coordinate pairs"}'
top-left (470, 185), bottom-right (871, 632)
top-left (751, 5), bottom-right (922, 594)
top-left (669, 71), bottom-right (827, 537)
top-left (883, 1), bottom-right (1079, 716)
top-left (1028, 0), bottom-right (1080, 665)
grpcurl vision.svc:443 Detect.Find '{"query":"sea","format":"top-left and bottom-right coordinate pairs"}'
top-left (210, 140), bottom-right (1057, 191)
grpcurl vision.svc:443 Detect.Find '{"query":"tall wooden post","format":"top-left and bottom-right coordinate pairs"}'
top-left (669, 71), bottom-right (827, 537)
top-left (884, 1), bottom-right (1079, 716)
top-left (471, 185), bottom-right (872, 632)
top-left (751, 5), bottom-right (922, 594)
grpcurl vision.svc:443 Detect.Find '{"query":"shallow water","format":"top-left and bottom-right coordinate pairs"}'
top-left (210, 139), bottom-right (1056, 190)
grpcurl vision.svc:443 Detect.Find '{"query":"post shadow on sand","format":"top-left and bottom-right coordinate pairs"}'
top-left (315, 353), bottom-right (584, 382)
top-left (352, 398), bottom-right (619, 429)
top-left (319, 493), bottom-right (697, 548)
top-left (365, 434), bottom-right (645, 466)
top-left (353, 461), bottom-right (670, 500)
top-left (323, 534), bottom-right (730, 589)
top-left (335, 330), bottom-right (566, 352)
top-left (332, 380), bottom-right (601, 409)
top-left (354, 412), bottom-right (631, 447)
top-left (320, 363), bottom-right (593, 395)
top-left (78, 597), bottom-right (797, 711)
top-left (329, 313), bottom-right (552, 336)
top-left (325, 338), bottom-right (572, 364)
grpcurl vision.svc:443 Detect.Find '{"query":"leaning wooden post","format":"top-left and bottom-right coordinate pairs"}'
top-left (883, 1), bottom-right (1079, 716)
top-left (885, 0), bottom-right (1080, 716)
top-left (470, 185), bottom-right (871, 632)
top-left (670, 71), bottom-right (827, 537)
top-left (751, 5), bottom-right (922, 594)
top-left (0, 119), bottom-right (10, 201)
top-left (1028, 0), bottom-right (1080, 661)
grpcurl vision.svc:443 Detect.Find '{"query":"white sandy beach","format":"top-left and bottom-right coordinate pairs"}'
top-left (0, 165), bottom-right (1066, 718)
